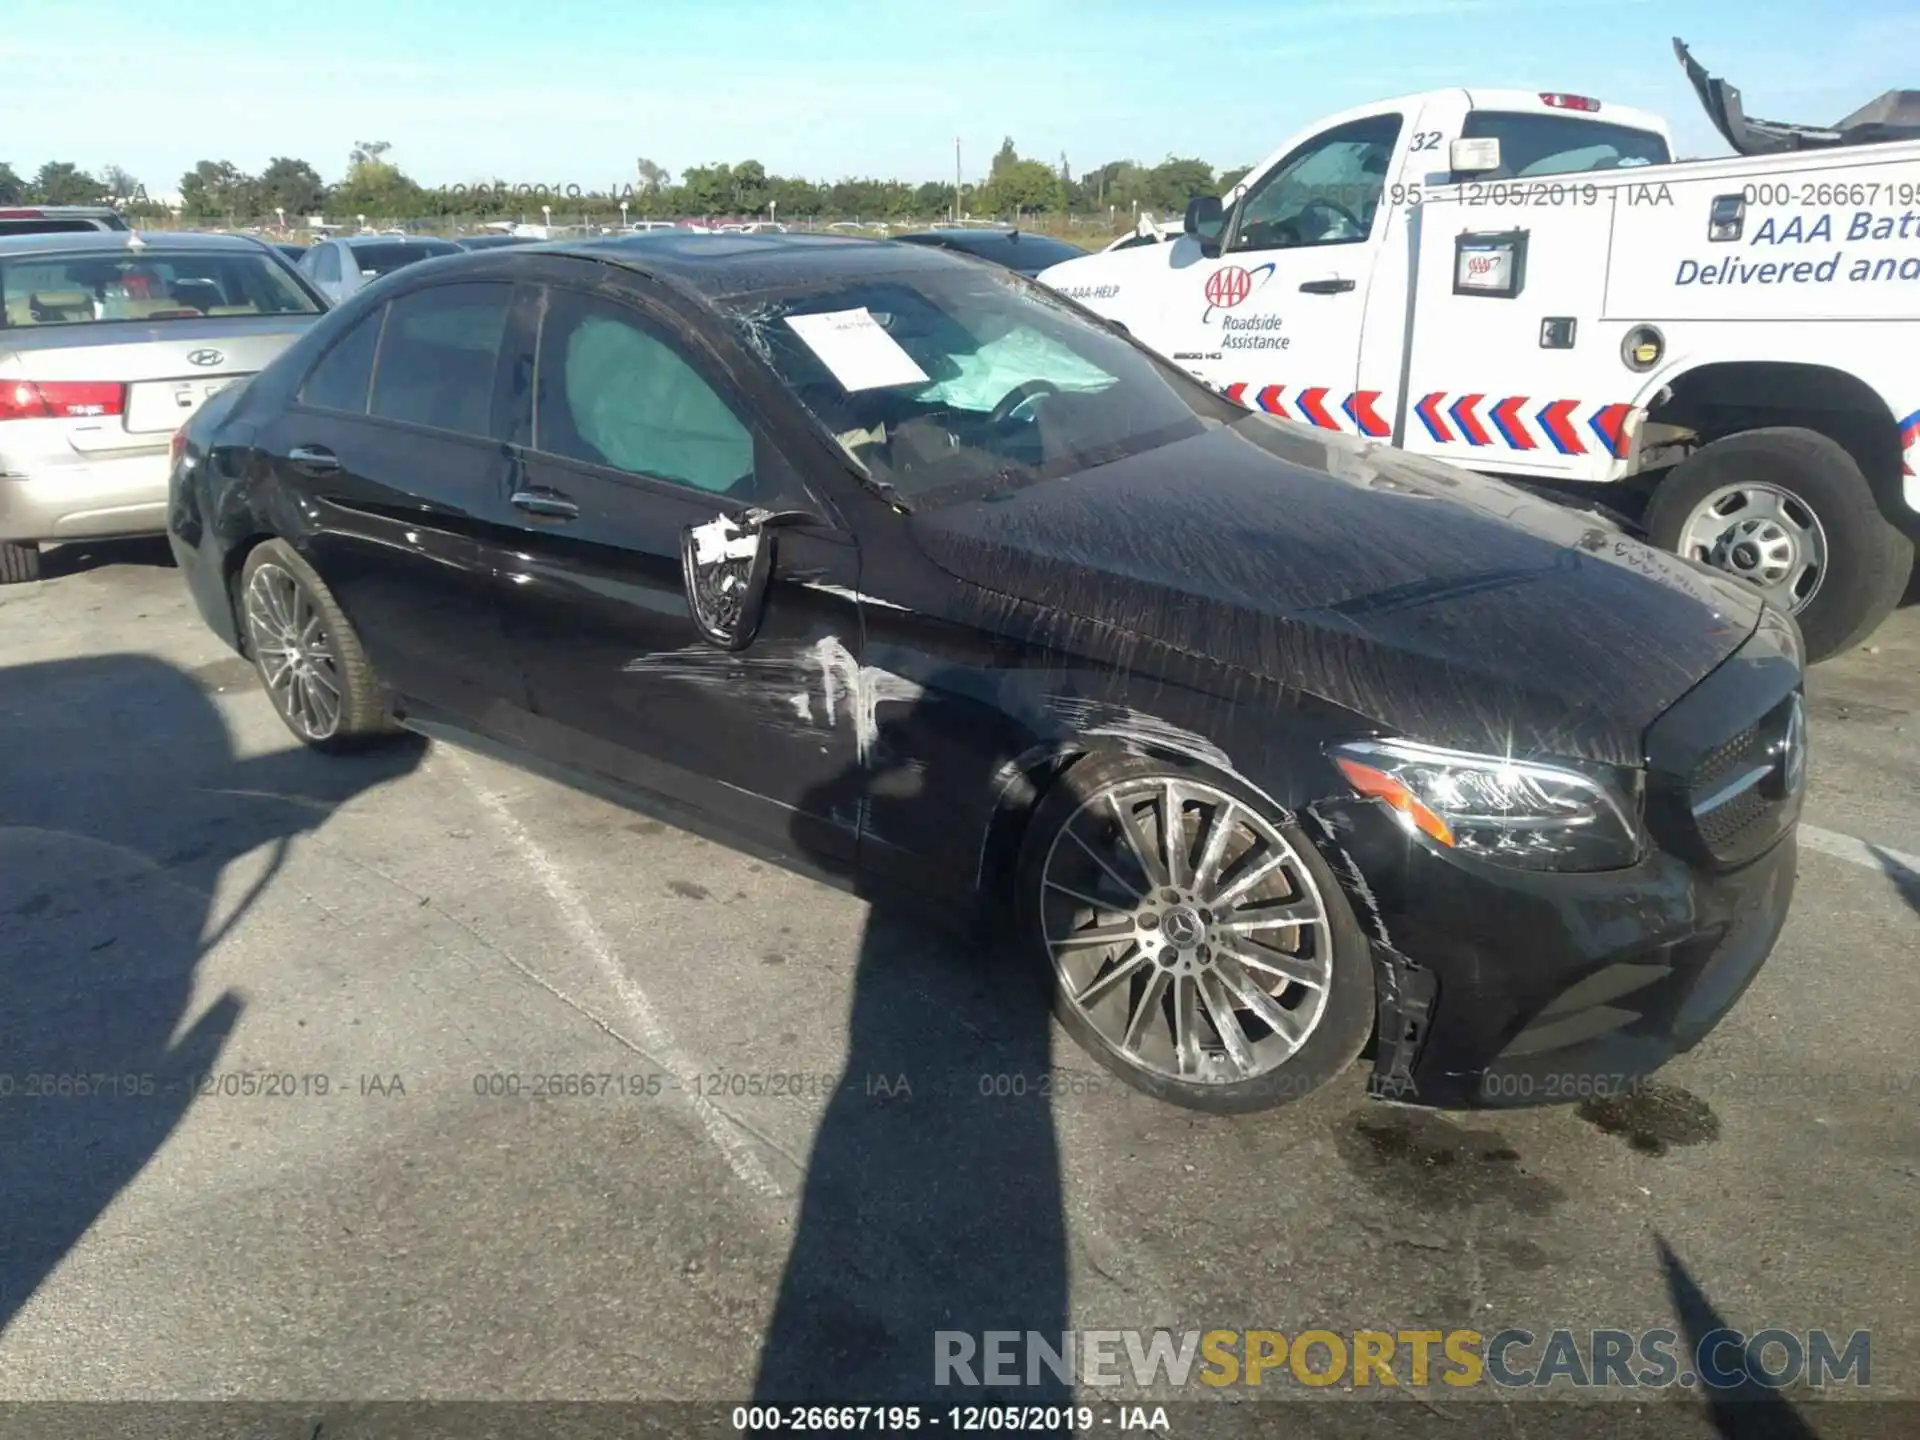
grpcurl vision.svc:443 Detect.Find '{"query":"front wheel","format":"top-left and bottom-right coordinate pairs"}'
top-left (1644, 427), bottom-right (1913, 663)
top-left (239, 539), bottom-right (396, 751)
top-left (1014, 752), bottom-right (1375, 1113)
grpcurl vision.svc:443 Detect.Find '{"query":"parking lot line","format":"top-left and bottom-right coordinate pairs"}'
top-left (1800, 824), bottom-right (1920, 887)
top-left (441, 747), bottom-right (790, 1202)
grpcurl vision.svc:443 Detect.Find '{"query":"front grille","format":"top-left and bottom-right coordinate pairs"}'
top-left (1685, 693), bottom-right (1800, 865)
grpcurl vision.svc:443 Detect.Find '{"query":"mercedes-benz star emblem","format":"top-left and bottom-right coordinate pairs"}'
top-left (187, 348), bottom-right (225, 367)
top-left (1780, 692), bottom-right (1807, 798)
top-left (1162, 908), bottom-right (1203, 946)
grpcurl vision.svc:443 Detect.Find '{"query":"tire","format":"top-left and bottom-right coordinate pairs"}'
top-left (238, 539), bottom-right (396, 752)
top-left (0, 541), bottom-right (42, 585)
top-left (1644, 427), bottom-right (1913, 663)
top-left (1013, 751), bottom-right (1374, 1114)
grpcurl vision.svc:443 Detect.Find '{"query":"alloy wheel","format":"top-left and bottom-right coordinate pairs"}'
top-left (1678, 482), bottom-right (1828, 614)
top-left (243, 562), bottom-right (344, 741)
top-left (1039, 776), bottom-right (1335, 1086)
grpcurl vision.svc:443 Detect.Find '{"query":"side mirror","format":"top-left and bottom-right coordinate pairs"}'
top-left (1448, 137), bottom-right (1502, 175)
top-left (1184, 194), bottom-right (1225, 242)
top-left (680, 507), bottom-right (818, 651)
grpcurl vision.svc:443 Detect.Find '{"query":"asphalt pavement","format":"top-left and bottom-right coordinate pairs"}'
top-left (0, 538), bottom-right (1915, 1435)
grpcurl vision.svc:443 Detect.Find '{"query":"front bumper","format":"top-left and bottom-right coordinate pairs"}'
top-left (0, 450), bottom-right (170, 544)
top-left (1321, 800), bottom-right (1794, 1110)
top-left (1317, 609), bottom-right (1803, 1110)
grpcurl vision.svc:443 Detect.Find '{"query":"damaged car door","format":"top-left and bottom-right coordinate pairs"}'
top-left (492, 280), bottom-right (866, 865)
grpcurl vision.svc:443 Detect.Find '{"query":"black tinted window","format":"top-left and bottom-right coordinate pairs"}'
top-left (369, 282), bottom-right (511, 437)
top-left (299, 308), bottom-right (385, 412)
top-left (535, 288), bottom-right (754, 495)
top-left (350, 241), bottom-right (460, 277)
top-left (942, 233), bottom-right (1085, 269)
top-left (1458, 112), bottom-right (1670, 177)
top-left (0, 219), bottom-right (101, 235)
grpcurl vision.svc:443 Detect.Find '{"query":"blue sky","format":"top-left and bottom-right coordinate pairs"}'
top-left (4, 0), bottom-right (1914, 196)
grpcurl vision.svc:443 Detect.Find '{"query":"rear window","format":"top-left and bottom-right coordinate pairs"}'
top-left (0, 250), bottom-right (322, 328)
top-left (348, 241), bottom-right (461, 277)
top-left (0, 219), bottom-right (107, 236)
top-left (1458, 111), bottom-right (1670, 178)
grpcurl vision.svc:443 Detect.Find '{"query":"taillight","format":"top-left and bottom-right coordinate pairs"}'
top-left (0, 380), bottom-right (127, 421)
top-left (1539, 93), bottom-right (1601, 112)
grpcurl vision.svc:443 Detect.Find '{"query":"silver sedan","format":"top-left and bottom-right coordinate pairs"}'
top-left (0, 231), bottom-right (326, 583)
top-left (296, 234), bottom-right (462, 305)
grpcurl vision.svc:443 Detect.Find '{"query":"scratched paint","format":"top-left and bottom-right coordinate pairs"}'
top-left (796, 581), bottom-right (913, 613)
top-left (624, 639), bottom-right (923, 766)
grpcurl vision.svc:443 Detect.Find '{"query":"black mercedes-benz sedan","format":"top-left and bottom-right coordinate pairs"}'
top-left (166, 232), bottom-right (1805, 1113)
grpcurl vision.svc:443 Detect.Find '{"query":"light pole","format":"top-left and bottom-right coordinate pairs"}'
top-left (275, 206), bottom-right (285, 234)
top-left (620, 199), bottom-right (629, 230)
top-left (541, 203), bottom-right (552, 233)
top-left (769, 198), bottom-right (778, 229)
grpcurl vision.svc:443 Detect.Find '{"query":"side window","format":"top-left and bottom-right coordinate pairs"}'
top-left (369, 282), bottom-right (512, 439)
top-left (1229, 114), bottom-right (1403, 253)
top-left (533, 287), bottom-right (755, 497)
top-left (298, 306), bottom-right (385, 412)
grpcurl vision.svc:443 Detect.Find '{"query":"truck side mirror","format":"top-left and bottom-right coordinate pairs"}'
top-left (1448, 137), bottom-right (1502, 174)
top-left (1184, 195), bottom-right (1226, 256)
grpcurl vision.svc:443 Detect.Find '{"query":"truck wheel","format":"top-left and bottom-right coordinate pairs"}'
top-left (1645, 427), bottom-right (1912, 663)
top-left (1013, 751), bottom-right (1374, 1114)
top-left (0, 541), bottom-right (42, 585)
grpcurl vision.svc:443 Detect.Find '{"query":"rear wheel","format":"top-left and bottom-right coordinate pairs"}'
top-left (0, 541), bottom-right (42, 585)
top-left (1014, 752), bottom-right (1374, 1113)
top-left (1645, 427), bottom-right (1912, 662)
top-left (239, 539), bottom-right (395, 751)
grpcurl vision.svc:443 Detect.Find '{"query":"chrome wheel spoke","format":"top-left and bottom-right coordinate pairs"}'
top-left (1162, 780), bottom-right (1188, 888)
top-left (1170, 975), bottom-right (1203, 1076)
top-left (1193, 798), bottom-right (1237, 892)
top-left (1197, 972), bottom-right (1256, 1075)
top-left (1210, 849), bottom-right (1286, 908)
top-left (1045, 876), bottom-right (1128, 913)
top-left (1219, 898), bottom-right (1325, 934)
top-left (1049, 918), bottom-right (1138, 951)
top-left (1065, 826), bottom-right (1146, 904)
top-left (1108, 790), bottom-right (1167, 890)
top-left (1075, 946), bottom-right (1149, 1008)
top-left (1223, 941), bottom-right (1326, 993)
top-left (1122, 970), bottom-right (1170, 1055)
top-left (1214, 953), bottom-right (1306, 1049)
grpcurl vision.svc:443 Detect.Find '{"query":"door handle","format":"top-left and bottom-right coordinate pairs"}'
top-left (511, 488), bottom-right (579, 520)
top-left (287, 444), bottom-right (339, 475)
top-left (1299, 278), bottom-right (1356, 294)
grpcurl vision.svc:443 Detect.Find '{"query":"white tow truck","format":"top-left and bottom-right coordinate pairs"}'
top-left (1037, 40), bottom-right (1920, 660)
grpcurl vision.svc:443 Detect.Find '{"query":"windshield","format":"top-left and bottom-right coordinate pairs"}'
top-left (350, 240), bottom-right (460, 276)
top-left (0, 248), bottom-right (322, 328)
top-left (1459, 111), bottom-right (1670, 177)
top-left (720, 265), bottom-right (1233, 506)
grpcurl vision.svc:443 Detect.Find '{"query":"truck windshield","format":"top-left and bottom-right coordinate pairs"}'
top-left (719, 264), bottom-right (1237, 507)
top-left (1459, 111), bottom-right (1671, 178)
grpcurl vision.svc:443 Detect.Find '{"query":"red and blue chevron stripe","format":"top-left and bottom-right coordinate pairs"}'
top-left (1222, 383), bottom-right (1637, 457)
top-left (1899, 407), bottom-right (1920, 477)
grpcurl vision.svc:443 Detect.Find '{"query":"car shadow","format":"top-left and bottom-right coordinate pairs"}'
top-left (1656, 1234), bottom-right (1819, 1439)
top-left (753, 680), bottom-right (1072, 1412)
top-left (0, 653), bottom-right (423, 1333)
top-left (36, 536), bottom-right (178, 581)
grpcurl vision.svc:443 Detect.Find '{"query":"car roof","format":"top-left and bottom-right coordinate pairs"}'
top-left (0, 229), bottom-right (281, 258)
top-left (545, 231), bottom-right (978, 299)
top-left (340, 233), bottom-right (459, 248)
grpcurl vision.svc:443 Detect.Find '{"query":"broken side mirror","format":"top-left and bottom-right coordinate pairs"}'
top-left (1184, 195), bottom-right (1226, 256)
top-left (680, 507), bottom-right (819, 651)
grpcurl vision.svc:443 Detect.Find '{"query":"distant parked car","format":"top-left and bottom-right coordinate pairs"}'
top-left (0, 205), bottom-right (131, 237)
top-left (274, 242), bottom-right (309, 262)
top-left (454, 234), bottom-right (536, 251)
top-left (0, 230), bottom-right (327, 582)
top-left (892, 227), bottom-right (1087, 278)
top-left (297, 234), bottom-right (461, 305)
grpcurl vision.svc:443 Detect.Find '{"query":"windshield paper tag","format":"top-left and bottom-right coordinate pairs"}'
top-left (784, 308), bottom-right (930, 392)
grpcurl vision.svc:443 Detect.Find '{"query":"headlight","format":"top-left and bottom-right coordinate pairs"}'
top-left (1328, 738), bottom-right (1644, 872)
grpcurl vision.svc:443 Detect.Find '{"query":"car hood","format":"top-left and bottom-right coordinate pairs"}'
top-left (906, 417), bottom-right (1765, 765)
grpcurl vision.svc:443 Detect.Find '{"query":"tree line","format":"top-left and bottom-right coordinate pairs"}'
top-left (1, 140), bottom-right (1251, 226)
